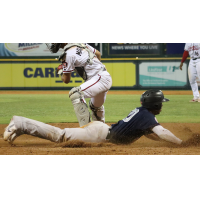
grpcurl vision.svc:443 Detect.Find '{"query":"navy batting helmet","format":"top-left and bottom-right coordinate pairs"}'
top-left (140, 89), bottom-right (169, 110)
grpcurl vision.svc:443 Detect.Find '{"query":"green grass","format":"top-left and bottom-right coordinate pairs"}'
top-left (0, 93), bottom-right (199, 124)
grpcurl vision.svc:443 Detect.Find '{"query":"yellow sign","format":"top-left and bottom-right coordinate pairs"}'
top-left (0, 62), bottom-right (136, 87)
top-left (105, 62), bottom-right (136, 86)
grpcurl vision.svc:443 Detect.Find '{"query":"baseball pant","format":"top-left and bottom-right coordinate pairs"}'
top-left (188, 59), bottom-right (200, 98)
top-left (80, 70), bottom-right (112, 120)
top-left (13, 116), bottom-right (110, 143)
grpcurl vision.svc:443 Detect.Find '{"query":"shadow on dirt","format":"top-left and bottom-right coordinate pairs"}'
top-left (55, 140), bottom-right (116, 148)
top-left (56, 134), bottom-right (200, 149)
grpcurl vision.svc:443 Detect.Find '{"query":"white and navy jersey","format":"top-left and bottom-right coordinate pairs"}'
top-left (184, 43), bottom-right (200, 59)
top-left (62, 43), bottom-right (105, 80)
top-left (109, 107), bottom-right (160, 144)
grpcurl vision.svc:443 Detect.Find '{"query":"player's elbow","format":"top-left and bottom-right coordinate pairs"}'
top-left (61, 78), bottom-right (69, 84)
top-left (64, 80), bottom-right (70, 84)
top-left (63, 78), bottom-right (70, 84)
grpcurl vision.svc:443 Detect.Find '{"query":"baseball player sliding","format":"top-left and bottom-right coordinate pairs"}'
top-left (180, 43), bottom-right (200, 102)
top-left (3, 90), bottom-right (182, 146)
top-left (46, 43), bottom-right (112, 126)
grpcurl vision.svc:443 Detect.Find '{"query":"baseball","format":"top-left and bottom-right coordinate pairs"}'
top-left (57, 69), bottom-right (63, 75)
top-left (136, 57), bottom-right (138, 59)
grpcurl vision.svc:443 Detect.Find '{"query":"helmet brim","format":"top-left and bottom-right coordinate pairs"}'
top-left (162, 98), bottom-right (169, 102)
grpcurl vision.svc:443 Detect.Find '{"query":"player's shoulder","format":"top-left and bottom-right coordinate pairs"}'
top-left (66, 47), bottom-right (77, 57)
top-left (185, 43), bottom-right (192, 47)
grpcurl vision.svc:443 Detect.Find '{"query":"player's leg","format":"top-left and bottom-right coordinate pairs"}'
top-left (63, 121), bottom-right (110, 143)
top-left (81, 71), bottom-right (112, 98)
top-left (3, 117), bottom-right (18, 144)
top-left (3, 116), bottom-right (65, 144)
top-left (188, 60), bottom-right (200, 102)
top-left (4, 117), bottom-right (110, 144)
top-left (80, 71), bottom-right (112, 122)
top-left (69, 87), bottom-right (91, 127)
top-left (89, 92), bottom-right (106, 122)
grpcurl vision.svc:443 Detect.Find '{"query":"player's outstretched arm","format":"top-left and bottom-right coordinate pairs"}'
top-left (152, 125), bottom-right (182, 145)
top-left (180, 50), bottom-right (189, 70)
top-left (95, 50), bottom-right (101, 61)
top-left (85, 43), bottom-right (101, 61)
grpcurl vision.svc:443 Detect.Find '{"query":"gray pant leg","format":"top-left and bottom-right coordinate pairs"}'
top-left (13, 116), bottom-right (64, 143)
top-left (63, 121), bottom-right (110, 143)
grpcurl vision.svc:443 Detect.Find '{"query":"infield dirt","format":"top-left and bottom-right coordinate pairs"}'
top-left (1, 90), bottom-right (200, 155)
top-left (1, 122), bottom-right (200, 155)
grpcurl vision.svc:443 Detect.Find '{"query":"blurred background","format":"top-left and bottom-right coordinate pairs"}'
top-left (0, 43), bottom-right (194, 90)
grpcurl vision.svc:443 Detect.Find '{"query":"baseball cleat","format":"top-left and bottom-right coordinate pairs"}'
top-left (3, 118), bottom-right (17, 144)
top-left (189, 98), bottom-right (198, 102)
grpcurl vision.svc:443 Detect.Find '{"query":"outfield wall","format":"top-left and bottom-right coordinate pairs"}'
top-left (0, 58), bottom-right (192, 90)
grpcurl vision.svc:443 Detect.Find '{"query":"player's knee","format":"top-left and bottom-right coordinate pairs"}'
top-left (189, 79), bottom-right (196, 84)
top-left (69, 87), bottom-right (83, 101)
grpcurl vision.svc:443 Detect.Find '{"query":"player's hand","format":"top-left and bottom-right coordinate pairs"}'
top-left (179, 62), bottom-right (183, 71)
top-left (56, 63), bottom-right (66, 74)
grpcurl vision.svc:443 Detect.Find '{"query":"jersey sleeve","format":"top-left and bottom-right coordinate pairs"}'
top-left (63, 54), bottom-right (76, 73)
top-left (184, 43), bottom-right (189, 51)
top-left (85, 43), bottom-right (96, 54)
top-left (181, 51), bottom-right (189, 63)
top-left (146, 115), bottom-right (160, 129)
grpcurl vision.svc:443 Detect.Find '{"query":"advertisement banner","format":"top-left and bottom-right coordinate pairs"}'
top-left (0, 43), bottom-right (63, 57)
top-left (109, 43), bottom-right (162, 56)
top-left (139, 62), bottom-right (187, 87)
top-left (0, 62), bottom-right (136, 88)
top-left (0, 43), bottom-right (102, 57)
top-left (0, 62), bottom-right (82, 87)
top-left (105, 62), bottom-right (136, 87)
